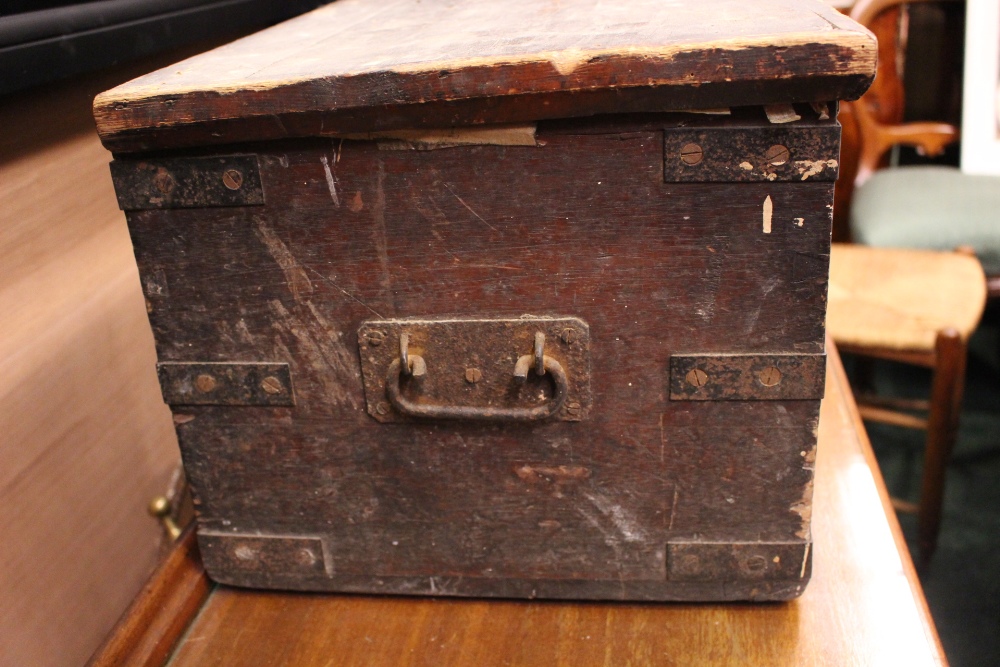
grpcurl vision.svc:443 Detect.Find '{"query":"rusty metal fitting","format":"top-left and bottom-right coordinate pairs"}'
top-left (534, 332), bottom-right (546, 376)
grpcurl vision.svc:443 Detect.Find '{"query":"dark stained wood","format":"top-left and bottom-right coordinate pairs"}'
top-left (917, 328), bottom-right (967, 567)
top-left (87, 527), bottom-right (211, 667)
top-left (988, 274), bottom-right (1000, 298)
top-left (93, 0), bottom-right (876, 151)
top-left (834, 321), bottom-right (975, 569)
top-left (833, 100), bottom-right (860, 243)
top-left (111, 346), bottom-right (943, 667)
top-left (120, 111), bottom-right (837, 601)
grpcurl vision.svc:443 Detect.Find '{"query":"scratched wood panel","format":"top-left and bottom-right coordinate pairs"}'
top-left (160, 349), bottom-right (946, 667)
top-left (122, 112), bottom-right (835, 600)
top-left (93, 0), bottom-right (876, 151)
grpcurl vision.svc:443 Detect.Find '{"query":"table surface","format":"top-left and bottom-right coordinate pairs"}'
top-left (90, 343), bottom-right (947, 667)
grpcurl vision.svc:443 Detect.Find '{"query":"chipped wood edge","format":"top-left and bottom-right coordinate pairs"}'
top-left (86, 526), bottom-right (212, 667)
top-left (92, 30), bottom-right (876, 140)
top-left (764, 104), bottom-right (803, 124)
top-left (342, 123), bottom-right (538, 147)
top-left (97, 30), bottom-right (877, 100)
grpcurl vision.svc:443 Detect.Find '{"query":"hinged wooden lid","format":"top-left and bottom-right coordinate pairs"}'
top-left (94, 0), bottom-right (875, 152)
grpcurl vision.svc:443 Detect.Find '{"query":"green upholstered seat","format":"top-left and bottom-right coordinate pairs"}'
top-left (850, 166), bottom-right (1000, 275)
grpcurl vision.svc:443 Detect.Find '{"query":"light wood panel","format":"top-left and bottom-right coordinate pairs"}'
top-left (0, 68), bottom-right (180, 666)
top-left (828, 243), bottom-right (986, 351)
top-left (150, 345), bottom-right (944, 667)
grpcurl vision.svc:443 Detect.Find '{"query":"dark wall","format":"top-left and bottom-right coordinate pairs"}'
top-left (0, 0), bottom-right (328, 95)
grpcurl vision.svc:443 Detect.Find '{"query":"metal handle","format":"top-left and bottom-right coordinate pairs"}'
top-left (148, 496), bottom-right (182, 541)
top-left (385, 354), bottom-right (569, 421)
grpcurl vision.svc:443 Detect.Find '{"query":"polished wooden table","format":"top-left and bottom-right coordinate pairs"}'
top-left (90, 344), bottom-right (947, 666)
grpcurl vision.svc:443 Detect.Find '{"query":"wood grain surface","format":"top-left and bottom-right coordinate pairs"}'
top-left (153, 346), bottom-right (945, 667)
top-left (93, 0), bottom-right (876, 151)
top-left (121, 112), bottom-right (837, 600)
top-left (0, 64), bottom-right (181, 665)
top-left (87, 527), bottom-right (211, 667)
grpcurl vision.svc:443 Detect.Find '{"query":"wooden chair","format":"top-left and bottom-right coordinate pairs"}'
top-left (828, 245), bottom-right (986, 567)
top-left (844, 0), bottom-right (1000, 295)
top-left (828, 0), bottom-right (995, 567)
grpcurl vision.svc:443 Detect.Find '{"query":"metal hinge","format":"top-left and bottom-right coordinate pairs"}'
top-left (664, 126), bottom-right (840, 183)
top-left (666, 540), bottom-right (812, 581)
top-left (157, 362), bottom-right (294, 406)
top-left (110, 154), bottom-right (264, 210)
top-left (669, 353), bottom-right (826, 400)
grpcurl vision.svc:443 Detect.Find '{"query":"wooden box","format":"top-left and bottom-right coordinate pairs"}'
top-left (94, 0), bottom-right (875, 601)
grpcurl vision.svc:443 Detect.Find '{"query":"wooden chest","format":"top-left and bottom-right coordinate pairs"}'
top-left (94, 0), bottom-right (875, 601)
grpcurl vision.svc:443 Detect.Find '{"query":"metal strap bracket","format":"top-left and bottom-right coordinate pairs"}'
top-left (669, 353), bottom-right (826, 401)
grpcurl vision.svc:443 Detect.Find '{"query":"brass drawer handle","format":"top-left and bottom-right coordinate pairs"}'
top-left (148, 496), bottom-right (182, 541)
top-left (384, 334), bottom-right (568, 421)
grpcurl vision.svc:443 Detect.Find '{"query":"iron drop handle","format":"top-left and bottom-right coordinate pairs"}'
top-left (384, 337), bottom-right (569, 421)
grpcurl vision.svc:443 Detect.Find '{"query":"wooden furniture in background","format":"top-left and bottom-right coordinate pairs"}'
top-left (841, 0), bottom-right (1000, 297)
top-left (833, 0), bottom-right (908, 241)
top-left (88, 344), bottom-right (948, 667)
top-left (833, 0), bottom-right (968, 243)
top-left (827, 243), bottom-right (986, 566)
top-left (846, 0), bottom-right (961, 185)
top-left (830, 0), bottom-right (997, 566)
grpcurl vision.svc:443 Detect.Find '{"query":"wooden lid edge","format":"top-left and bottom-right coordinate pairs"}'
top-left (94, 33), bottom-right (875, 150)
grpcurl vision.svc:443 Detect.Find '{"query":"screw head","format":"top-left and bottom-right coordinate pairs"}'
top-left (680, 142), bottom-right (704, 165)
top-left (764, 144), bottom-right (790, 166)
top-left (260, 376), bottom-right (283, 394)
top-left (566, 401), bottom-right (582, 416)
top-left (195, 374), bottom-right (217, 393)
top-left (375, 401), bottom-right (390, 415)
top-left (685, 368), bottom-right (709, 387)
top-left (465, 368), bottom-right (482, 384)
top-left (677, 554), bottom-right (702, 575)
top-left (222, 169), bottom-right (244, 190)
top-left (741, 554), bottom-right (769, 575)
top-left (758, 366), bottom-right (782, 387)
top-left (366, 331), bottom-right (385, 347)
top-left (154, 171), bottom-right (175, 194)
top-left (560, 328), bottom-right (578, 344)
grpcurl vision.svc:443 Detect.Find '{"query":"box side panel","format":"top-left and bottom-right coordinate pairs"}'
top-left (122, 121), bottom-right (833, 600)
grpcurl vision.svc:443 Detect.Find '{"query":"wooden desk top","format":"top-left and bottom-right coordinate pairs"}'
top-left (90, 343), bottom-right (946, 666)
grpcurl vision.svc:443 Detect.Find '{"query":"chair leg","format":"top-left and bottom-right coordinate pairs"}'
top-left (854, 355), bottom-right (877, 394)
top-left (916, 328), bottom-right (967, 569)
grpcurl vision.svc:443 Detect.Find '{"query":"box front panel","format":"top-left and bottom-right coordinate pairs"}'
top-left (123, 116), bottom-right (835, 600)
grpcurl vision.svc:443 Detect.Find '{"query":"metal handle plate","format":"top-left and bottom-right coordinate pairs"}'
top-left (386, 355), bottom-right (568, 421)
top-left (357, 317), bottom-right (591, 423)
